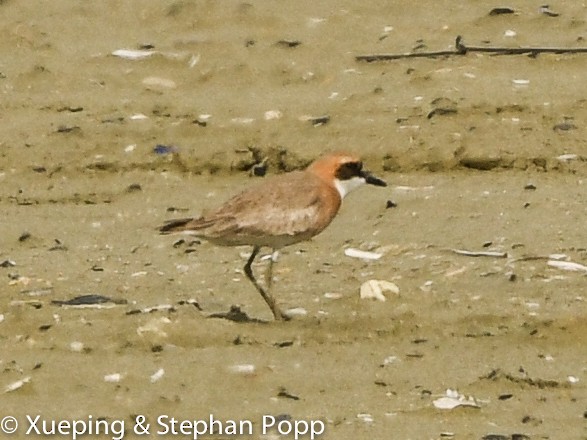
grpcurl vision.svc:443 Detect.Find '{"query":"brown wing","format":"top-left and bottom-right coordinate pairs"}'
top-left (159, 218), bottom-right (194, 234)
top-left (194, 171), bottom-right (341, 245)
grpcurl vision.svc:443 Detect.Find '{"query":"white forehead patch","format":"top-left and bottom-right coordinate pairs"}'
top-left (334, 176), bottom-right (366, 199)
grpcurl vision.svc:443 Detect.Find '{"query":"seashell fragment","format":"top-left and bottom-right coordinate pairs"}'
top-left (512, 79), bottom-right (529, 86)
top-left (188, 54), bottom-right (200, 68)
top-left (394, 185), bottom-right (435, 192)
top-left (8, 276), bottom-right (30, 286)
top-left (433, 389), bottom-right (480, 410)
top-left (283, 307), bottom-right (308, 318)
top-left (382, 355), bottom-right (398, 365)
top-left (556, 154), bottom-right (578, 161)
top-left (112, 49), bottom-right (156, 60)
top-left (548, 253), bottom-right (567, 260)
top-left (323, 292), bottom-right (342, 300)
top-left (136, 317), bottom-right (172, 338)
top-left (142, 77), bottom-right (177, 90)
top-left (360, 280), bottom-right (400, 302)
top-left (150, 368), bottom-right (165, 383)
top-left (104, 373), bottom-right (123, 383)
top-left (21, 287), bottom-right (53, 297)
top-left (69, 341), bottom-right (85, 352)
top-left (228, 364), bottom-right (256, 375)
top-left (547, 260), bottom-right (587, 272)
top-left (344, 248), bottom-right (383, 260)
top-left (264, 110), bottom-right (282, 120)
top-left (451, 249), bottom-right (508, 258)
top-left (231, 117), bottom-right (255, 125)
top-left (357, 413), bottom-right (374, 423)
top-left (4, 376), bottom-right (31, 393)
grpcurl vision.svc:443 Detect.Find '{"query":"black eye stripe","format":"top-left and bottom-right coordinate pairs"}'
top-left (335, 161), bottom-right (363, 180)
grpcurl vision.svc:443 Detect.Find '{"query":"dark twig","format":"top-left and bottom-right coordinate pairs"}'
top-left (356, 50), bottom-right (456, 62)
top-left (356, 36), bottom-right (587, 62)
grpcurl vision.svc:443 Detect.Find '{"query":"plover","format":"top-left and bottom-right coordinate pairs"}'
top-left (159, 152), bottom-right (387, 320)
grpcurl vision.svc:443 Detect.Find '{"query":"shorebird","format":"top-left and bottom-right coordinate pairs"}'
top-left (159, 152), bottom-right (387, 320)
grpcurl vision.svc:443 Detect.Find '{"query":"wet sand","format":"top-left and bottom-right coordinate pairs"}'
top-left (1, 1), bottom-right (586, 439)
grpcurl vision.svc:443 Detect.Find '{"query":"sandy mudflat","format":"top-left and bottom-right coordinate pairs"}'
top-left (1, 1), bottom-right (587, 439)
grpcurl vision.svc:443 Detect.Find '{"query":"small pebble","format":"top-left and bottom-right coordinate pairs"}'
top-left (127, 183), bottom-right (142, 192)
top-left (489, 7), bottom-right (515, 15)
top-left (553, 122), bottom-right (577, 131)
top-left (153, 145), bottom-right (178, 155)
top-left (276, 40), bottom-right (302, 48)
top-left (539, 5), bottom-right (559, 17)
top-left (252, 161), bottom-right (268, 177)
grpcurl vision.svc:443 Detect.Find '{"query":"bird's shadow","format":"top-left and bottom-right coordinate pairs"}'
top-left (207, 305), bottom-right (268, 324)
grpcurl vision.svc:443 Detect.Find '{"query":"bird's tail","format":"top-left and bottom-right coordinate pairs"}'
top-left (158, 218), bottom-right (194, 234)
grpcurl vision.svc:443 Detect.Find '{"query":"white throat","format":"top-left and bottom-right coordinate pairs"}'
top-left (334, 176), bottom-right (366, 199)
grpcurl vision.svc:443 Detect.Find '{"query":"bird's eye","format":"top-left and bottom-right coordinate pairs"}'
top-left (347, 161), bottom-right (362, 173)
top-left (336, 161), bottom-right (363, 180)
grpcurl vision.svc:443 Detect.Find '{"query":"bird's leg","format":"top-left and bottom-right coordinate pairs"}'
top-left (264, 250), bottom-right (279, 291)
top-left (244, 246), bottom-right (288, 321)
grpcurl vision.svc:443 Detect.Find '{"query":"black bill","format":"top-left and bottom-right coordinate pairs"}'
top-left (362, 171), bottom-right (387, 187)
